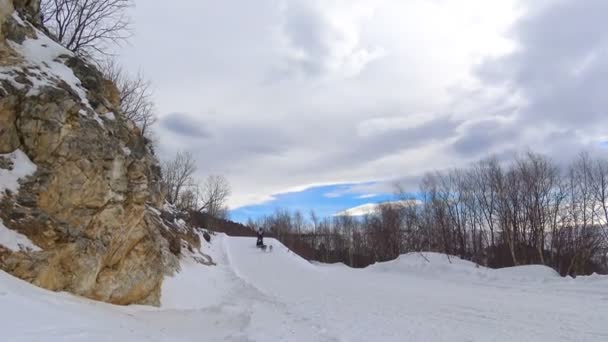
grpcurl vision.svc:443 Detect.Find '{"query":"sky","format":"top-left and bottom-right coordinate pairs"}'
top-left (117, 0), bottom-right (608, 222)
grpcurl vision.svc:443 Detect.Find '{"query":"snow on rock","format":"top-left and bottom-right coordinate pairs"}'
top-left (10, 12), bottom-right (26, 27)
top-left (122, 146), bottom-right (132, 156)
top-left (0, 149), bottom-right (39, 251)
top-left (0, 149), bottom-right (36, 199)
top-left (0, 218), bottom-right (39, 252)
top-left (6, 23), bottom-right (92, 109)
top-left (0, 12), bottom-right (112, 132)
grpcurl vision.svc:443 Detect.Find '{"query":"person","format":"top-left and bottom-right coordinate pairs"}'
top-left (256, 227), bottom-right (264, 248)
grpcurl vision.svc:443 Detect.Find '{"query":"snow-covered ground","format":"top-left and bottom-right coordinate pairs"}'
top-left (1, 234), bottom-right (607, 341)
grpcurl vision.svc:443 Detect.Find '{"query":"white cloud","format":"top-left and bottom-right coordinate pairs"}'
top-left (116, 0), bottom-right (600, 210)
top-left (335, 200), bottom-right (420, 217)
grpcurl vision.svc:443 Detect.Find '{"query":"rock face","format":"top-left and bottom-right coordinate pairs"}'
top-left (0, 0), bottom-right (180, 305)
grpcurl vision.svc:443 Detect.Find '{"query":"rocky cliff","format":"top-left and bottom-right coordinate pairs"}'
top-left (0, 0), bottom-right (182, 305)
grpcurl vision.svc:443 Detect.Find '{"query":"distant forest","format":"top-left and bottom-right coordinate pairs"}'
top-left (202, 151), bottom-right (608, 277)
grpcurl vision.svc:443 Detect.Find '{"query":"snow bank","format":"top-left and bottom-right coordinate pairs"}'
top-left (367, 252), bottom-right (487, 279)
top-left (491, 264), bottom-right (561, 282)
top-left (161, 233), bottom-right (226, 310)
top-left (366, 252), bottom-right (567, 284)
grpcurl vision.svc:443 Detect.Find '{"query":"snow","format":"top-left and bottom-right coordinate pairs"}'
top-left (0, 149), bottom-right (39, 251)
top-left (0, 218), bottom-right (40, 252)
top-left (7, 24), bottom-right (92, 108)
top-left (93, 114), bottom-right (105, 127)
top-left (122, 146), bottom-right (132, 156)
top-left (11, 12), bottom-right (26, 27)
top-left (1, 234), bottom-right (607, 341)
top-left (161, 234), bottom-right (227, 310)
top-left (0, 12), bottom-right (105, 130)
top-left (0, 149), bottom-right (37, 199)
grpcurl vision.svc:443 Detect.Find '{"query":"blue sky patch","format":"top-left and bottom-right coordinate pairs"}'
top-left (230, 183), bottom-right (395, 223)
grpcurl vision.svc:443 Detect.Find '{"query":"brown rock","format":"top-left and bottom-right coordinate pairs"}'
top-left (0, 3), bottom-right (183, 306)
top-left (0, 95), bottom-right (20, 153)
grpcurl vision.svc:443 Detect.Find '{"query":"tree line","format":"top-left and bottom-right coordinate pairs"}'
top-left (251, 152), bottom-right (608, 276)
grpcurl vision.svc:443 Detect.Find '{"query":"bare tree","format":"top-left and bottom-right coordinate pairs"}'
top-left (590, 159), bottom-right (608, 242)
top-left (41, 0), bottom-right (132, 57)
top-left (197, 175), bottom-right (231, 218)
top-left (101, 59), bottom-right (156, 136)
top-left (162, 151), bottom-right (197, 205)
top-left (250, 150), bottom-right (607, 275)
top-left (176, 188), bottom-right (198, 212)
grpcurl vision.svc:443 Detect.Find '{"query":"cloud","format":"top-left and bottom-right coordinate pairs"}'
top-left (116, 0), bottom-right (608, 212)
top-left (277, 0), bottom-right (386, 79)
top-left (451, 117), bottom-right (519, 157)
top-left (160, 113), bottom-right (211, 138)
top-left (321, 182), bottom-right (382, 199)
top-left (477, 0), bottom-right (608, 131)
top-left (334, 199), bottom-right (419, 217)
top-left (457, 0), bottom-right (608, 166)
top-left (323, 192), bottom-right (343, 198)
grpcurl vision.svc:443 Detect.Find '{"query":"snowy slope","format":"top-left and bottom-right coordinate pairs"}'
top-left (224, 238), bottom-right (608, 341)
top-left (1, 234), bottom-right (607, 341)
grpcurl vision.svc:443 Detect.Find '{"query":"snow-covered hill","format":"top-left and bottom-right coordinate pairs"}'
top-left (1, 234), bottom-right (607, 341)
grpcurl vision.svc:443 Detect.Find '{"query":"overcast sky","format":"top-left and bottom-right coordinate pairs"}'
top-left (118, 0), bottom-right (608, 219)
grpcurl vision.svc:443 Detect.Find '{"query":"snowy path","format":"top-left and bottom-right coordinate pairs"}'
top-left (1, 234), bottom-right (607, 341)
top-left (224, 237), bottom-right (608, 342)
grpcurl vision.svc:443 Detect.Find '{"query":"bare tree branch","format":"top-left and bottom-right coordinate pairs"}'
top-left (162, 151), bottom-right (197, 205)
top-left (100, 59), bottom-right (157, 136)
top-left (41, 0), bottom-right (132, 57)
top-left (197, 175), bottom-right (231, 218)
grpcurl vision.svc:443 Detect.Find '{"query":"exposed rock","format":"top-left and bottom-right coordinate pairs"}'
top-left (0, 1), bottom-right (190, 306)
top-left (12, 0), bottom-right (39, 26)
